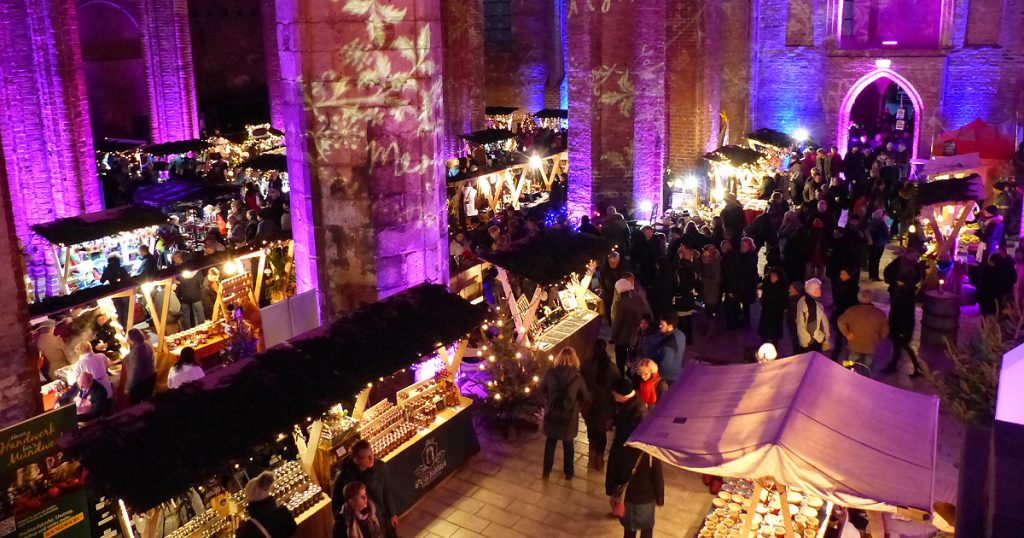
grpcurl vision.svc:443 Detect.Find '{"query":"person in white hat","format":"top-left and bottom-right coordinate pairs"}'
top-left (795, 278), bottom-right (830, 353)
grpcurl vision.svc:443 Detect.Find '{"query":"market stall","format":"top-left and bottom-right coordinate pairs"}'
top-left (484, 105), bottom-right (519, 130)
top-left (131, 179), bottom-right (240, 250)
top-left (931, 118), bottom-right (1016, 202)
top-left (60, 284), bottom-right (487, 536)
top-left (702, 144), bottom-right (770, 215)
top-left (915, 175), bottom-right (984, 297)
top-left (31, 205), bottom-right (168, 298)
top-left (447, 149), bottom-right (568, 226)
top-left (240, 151), bottom-right (289, 195)
top-left (628, 352), bottom-right (939, 538)
top-left (479, 230), bottom-right (609, 359)
top-left (745, 128), bottom-right (796, 172)
top-left (533, 108), bottom-right (569, 130)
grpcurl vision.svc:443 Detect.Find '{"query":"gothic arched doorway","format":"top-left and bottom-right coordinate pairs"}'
top-left (838, 68), bottom-right (924, 160)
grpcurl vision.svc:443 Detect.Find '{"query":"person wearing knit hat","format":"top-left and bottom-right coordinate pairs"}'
top-left (795, 278), bottom-right (829, 353)
top-left (236, 472), bottom-right (296, 538)
top-left (837, 289), bottom-right (889, 377)
top-left (605, 377), bottom-right (648, 503)
top-left (611, 276), bottom-right (653, 375)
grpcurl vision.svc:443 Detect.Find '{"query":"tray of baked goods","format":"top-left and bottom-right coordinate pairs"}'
top-left (696, 478), bottom-right (831, 538)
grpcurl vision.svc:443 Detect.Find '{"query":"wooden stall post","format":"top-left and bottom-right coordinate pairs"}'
top-left (517, 287), bottom-right (544, 345)
top-left (51, 245), bottom-right (72, 295)
top-left (252, 250), bottom-right (268, 303)
top-left (741, 481), bottom-right (763, 538)
top-left (778, 483), bottom-right (795, 538)
top-left (495, 267), bottom-right (528, 341)
top-left (351, 387), bottom-right (372, 421)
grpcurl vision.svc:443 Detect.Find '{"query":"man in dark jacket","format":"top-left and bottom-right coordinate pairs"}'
top-left (720, 194), bottom-right (746, 243)
top-left (977, 205), bottom-right (1005, 263)
top-left (605, 379), bottom-right (648, 497)
top-left (611, 279), bottom-right (653, 374)
top-left (137, 245), bottom-right (159, 280)
top-left (881, 249), bottom-right (924, 377)
top-left (602, 206), bottom-right (631, 254)
top-left (599, 252), bottom-right (632, 319)
top-left (333, 440), bottom-right (398, 537)
top-left (630, 225), bottom-right (666, 292)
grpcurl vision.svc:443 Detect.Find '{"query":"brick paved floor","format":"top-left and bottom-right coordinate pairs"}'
top-left (402, 244), bottom-right (972, 538)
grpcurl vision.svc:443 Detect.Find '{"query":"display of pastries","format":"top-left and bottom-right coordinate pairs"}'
top-left (698, 478), bottom-right (830, 538)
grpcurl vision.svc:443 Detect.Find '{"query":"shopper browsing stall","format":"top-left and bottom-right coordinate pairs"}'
top-left (333, 441), bottom-right (399, 538)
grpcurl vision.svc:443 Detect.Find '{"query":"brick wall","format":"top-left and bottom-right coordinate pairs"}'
top-left (262, 0), bottom-right (285, 129)
top-left (0, 0), bottom-right (101, 296)
top-left (0, 141), bottom-right (41, 428)
top-left (276, 0), bottom-right (448, 317)
top-left (442, 0), bottom-right (486, 157)
top-left (748, 0), bottom-right (1024, 155)
top-left (484, 0), bottom-right (553, 111)
top-left (141, 0), bottom-right (200, 142)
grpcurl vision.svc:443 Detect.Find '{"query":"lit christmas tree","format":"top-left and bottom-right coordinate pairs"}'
top-left (474, 310), bottom-right (550, 430)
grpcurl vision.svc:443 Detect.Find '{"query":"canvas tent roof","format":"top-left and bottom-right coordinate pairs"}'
top-left (627, 352), bottom-right (938, 512)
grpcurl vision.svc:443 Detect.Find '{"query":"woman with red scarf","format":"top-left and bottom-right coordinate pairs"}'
top-left (636, 359), bottom-right (668, 407)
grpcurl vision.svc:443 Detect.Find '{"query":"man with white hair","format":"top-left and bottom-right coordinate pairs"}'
top-left (795, 278), bottom-right (830, 353)
top-left (838, 289), bottom-right (889, 376)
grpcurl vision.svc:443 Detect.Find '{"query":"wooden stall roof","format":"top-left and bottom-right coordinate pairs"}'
top-left (480, 230), bottom-right (612, 285)
top-left (31, 206), bottom-right (168, 246)
top-left (60, 284), bottom-right (487, 512)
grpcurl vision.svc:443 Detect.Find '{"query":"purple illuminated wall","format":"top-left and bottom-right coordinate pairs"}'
top-left (441, 0), bottom-right (486, 158)
top-left (140, 0), bottom-right (199, 143)
top-left (631, 0), bottom-right (666, 215)
top-left (566, 1), bottom-right (594, 219)
top-left (276, 0), bottom-right (448, 317)
top-left (0, 0), bottom-right (101, 295)
top-left (941, 0), bottom-right (1024, 130)
top-left (261, 0), bottom-right (285, 130)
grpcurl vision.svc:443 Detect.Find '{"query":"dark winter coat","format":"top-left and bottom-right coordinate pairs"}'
top-left (674, 256), bottom-right (699, 313)
top-left (332, 457), bottom-right (397, 521)
top-left (236, 498), bottom-right (297, 538)
top-left (649, 257), bottom-right (677, 317)
top-left (580, 357), bottom-right (620, 428)
top-left (736, 251), bottom-right (759, 304)
top-left (540, 365), bottom-right (590, 440)
top-left (599, 260), bottom-right (632, 303)
top-left (605, 396), bottom-right (648, 496)
top-left (611, 448), bottom-right (665, 505)
top-left (611, 290), bottom-right (653, 346)
top-left (720, 202), bottom-right (747, 238)
top-left (884, 258), bottom-right (922, 337)
top-left (782, 226), bottom-right (809, 284)
top-left (758, 277), bottom-right (788, 342)
top-left (830, 278), bottom-right (860, 320)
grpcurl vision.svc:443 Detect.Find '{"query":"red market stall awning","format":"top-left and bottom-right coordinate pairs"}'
top-left (931, 118), bottom-right (1015, 160)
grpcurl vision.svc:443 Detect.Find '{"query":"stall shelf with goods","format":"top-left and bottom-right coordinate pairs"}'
top-left (447, 148), bottom-right (568, 228)
top-left (59, 284), bottom-right (487, 535)
top-left (914, 175), bottom-right (984, 294)
top-left (31, 206), bottom-right (168, 298)
top-left (479, 230), bottom-right (610, 360)
top-left (628, 352), bottom-right (939, 538)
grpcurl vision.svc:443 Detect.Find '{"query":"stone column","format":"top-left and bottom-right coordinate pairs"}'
top-left (277, 0), bottom-right (449, 317)
top-left (140, 0), bottom-right (200, 142)
top-left (566, 0), bottom-right (595, 218)
top-left (631, 0), bottom-right (667, 216)
top-left (262, 0), bottom-right (286, 129)
top-left (0, 138), bottom-right (42, 428)
top-left (0, 0), bottom-right (101, 295)
top-left (441, 0), bottom-right (485, 158)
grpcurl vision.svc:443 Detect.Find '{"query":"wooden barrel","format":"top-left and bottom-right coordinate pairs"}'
top-left (921, 290), bottom-right (960, 346)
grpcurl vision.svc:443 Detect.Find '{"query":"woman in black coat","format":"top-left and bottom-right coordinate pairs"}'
top-left (649, 256), bottom-right (677, 318)
top-left (758, 267), bottom-right (788, 345)
top-left (540, 348), bottom-right (590, 480)
top-left (581, 341), bottom-right (620, 471)
top-left (674, 246), bottom-right (700, 345)
top-left (785, 281), bottom-right (805, 355)
top-left (720, 241), bottom-right (744, 329)
top-left (736, 238), bottom-right (761, 327)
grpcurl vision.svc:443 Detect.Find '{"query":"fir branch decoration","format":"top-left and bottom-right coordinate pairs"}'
top-left (928, 316), bottom-right (1006, 426)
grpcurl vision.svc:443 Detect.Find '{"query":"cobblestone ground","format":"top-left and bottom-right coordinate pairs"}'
top-left (403, 244), bottom-right (972, 538)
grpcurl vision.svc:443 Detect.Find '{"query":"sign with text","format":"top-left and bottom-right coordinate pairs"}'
top-left (0, 407), bottom-right (90, 538)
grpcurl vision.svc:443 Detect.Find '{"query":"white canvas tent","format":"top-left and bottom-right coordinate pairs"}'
top-left (627, 352), bottom-right (938, 513)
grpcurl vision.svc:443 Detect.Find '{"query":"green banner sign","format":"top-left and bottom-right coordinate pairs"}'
top-left (0, 407), bottom-right (91, 538)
